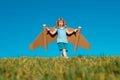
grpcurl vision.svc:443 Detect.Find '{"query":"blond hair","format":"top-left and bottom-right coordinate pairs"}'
top-left (55, 18), bottom-right (66, 28)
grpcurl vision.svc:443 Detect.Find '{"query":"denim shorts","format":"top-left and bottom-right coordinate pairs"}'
top-left (57, 42), bottom-right (68, 51)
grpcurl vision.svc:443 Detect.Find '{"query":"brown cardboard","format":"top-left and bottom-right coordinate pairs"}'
top-left (29, 26), bottom-right (90, 52)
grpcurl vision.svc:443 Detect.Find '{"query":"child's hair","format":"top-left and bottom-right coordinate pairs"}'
top-left (55, 18), bottom-right (66, 28)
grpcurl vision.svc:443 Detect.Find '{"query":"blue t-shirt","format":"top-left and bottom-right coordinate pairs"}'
top-left (55, 27), bottom-right (68, 43)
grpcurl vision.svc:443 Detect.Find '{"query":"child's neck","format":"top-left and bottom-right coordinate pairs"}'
top-left (59, 26), bottom-right (64, 28)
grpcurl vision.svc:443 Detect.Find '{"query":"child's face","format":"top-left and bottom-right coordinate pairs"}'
top-left (58, 20), bottom-right (64, 27)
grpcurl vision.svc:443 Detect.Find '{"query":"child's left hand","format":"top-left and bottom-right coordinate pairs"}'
top-left (74, 29), bottom-right (78, 32)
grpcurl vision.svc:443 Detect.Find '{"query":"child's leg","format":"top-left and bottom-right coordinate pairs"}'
top-left (62, 49), bottom-right (67, 57)
top-left (61, 52), bottom-right (64, 57)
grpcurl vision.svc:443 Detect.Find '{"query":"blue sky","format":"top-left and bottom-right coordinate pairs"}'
top-left (0, 0), bottom-right (120, 58)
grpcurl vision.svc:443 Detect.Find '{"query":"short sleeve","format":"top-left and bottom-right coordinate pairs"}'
top-left (55, 28), bottom-right (58, 32)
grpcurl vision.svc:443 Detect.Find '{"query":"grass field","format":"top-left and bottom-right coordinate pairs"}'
top-left (0, 56), bottom-right (120, 80)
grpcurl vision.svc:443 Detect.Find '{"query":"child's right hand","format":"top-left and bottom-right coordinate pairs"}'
top-left (46, 27), bottom-right (50, 31)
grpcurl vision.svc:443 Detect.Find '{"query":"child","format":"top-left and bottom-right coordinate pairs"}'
top-left (46, 18), bottom-right (78, 58)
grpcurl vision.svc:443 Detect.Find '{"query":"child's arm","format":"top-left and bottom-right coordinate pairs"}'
top-left (46, 27), bottom-right (56, 35)
top-left (66, 28), bottom-right (78, 35)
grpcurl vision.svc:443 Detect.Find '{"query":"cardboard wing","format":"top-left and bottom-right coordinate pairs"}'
top-left (29, 26), bottom-right (57, 50)
top-left (67, 28), bottom-right (90, 52)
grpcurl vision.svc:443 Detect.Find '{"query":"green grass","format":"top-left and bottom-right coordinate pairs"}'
top-left (0, 56), bottom-right (120, 80)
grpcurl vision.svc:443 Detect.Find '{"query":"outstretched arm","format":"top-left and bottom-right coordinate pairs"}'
top-left (66, 28), bottom-right (78, 35)
top-left (46, 27), bottom-right (56, 35)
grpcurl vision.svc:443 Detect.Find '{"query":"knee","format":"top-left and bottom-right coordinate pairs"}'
top-left (62, 49), bottom-right (66, 52)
